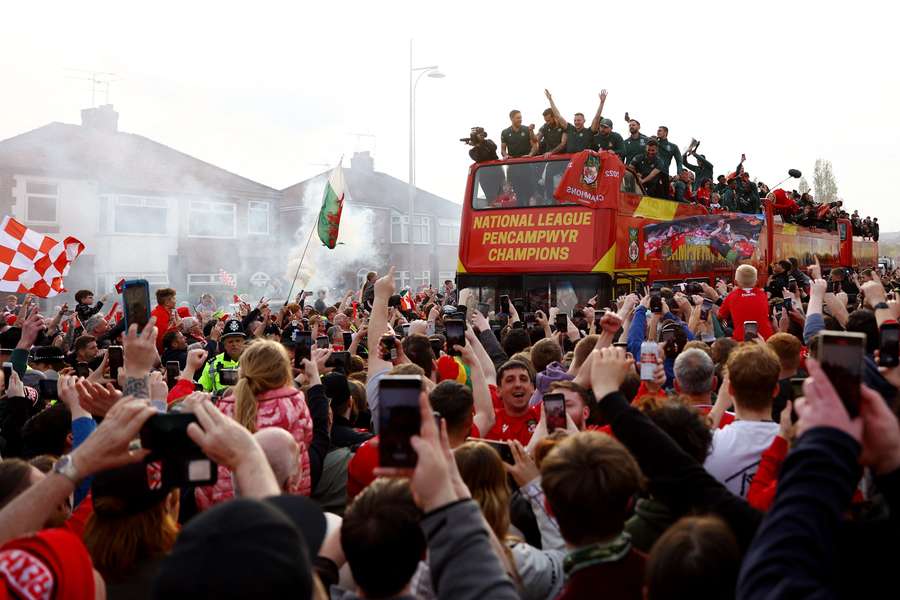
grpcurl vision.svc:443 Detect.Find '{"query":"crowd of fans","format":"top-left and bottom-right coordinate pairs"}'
top-left (0, 256), bottom-right (899, 599)
top-left (485, 89), bottom-right (879, 237)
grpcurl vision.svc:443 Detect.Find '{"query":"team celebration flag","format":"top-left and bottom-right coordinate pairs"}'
top-left (553, 150), bottom-right (625, 208)
top-left (0, 216), bottom-right (85, 298)
top-left (317, 163), bottom-right (346, 249)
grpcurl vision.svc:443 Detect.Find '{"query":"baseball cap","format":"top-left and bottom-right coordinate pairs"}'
top-left (153, 497), bottom-right (322, 600)
top-left (0, 529), bottom-right (96, 600)
top-left (598, 117), bottom-right (614, 128)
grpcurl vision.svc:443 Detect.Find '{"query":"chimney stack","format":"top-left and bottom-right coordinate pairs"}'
top-left (81, 104), bottom-right (119, 133)
top-left (350, 151), bottom-right (374, 174)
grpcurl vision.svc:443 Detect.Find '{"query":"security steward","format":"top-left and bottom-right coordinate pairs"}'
top-left (199, 318), bottom-right (246, 392)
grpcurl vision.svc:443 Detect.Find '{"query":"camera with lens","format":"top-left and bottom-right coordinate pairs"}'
top-left (460, 126), bottom-right (488, 146)
top-left (462, 127), bottom-right (498, 163)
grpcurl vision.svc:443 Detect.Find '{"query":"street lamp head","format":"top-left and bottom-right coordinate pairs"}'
top-left (428, 70), bottom-right (446, 79)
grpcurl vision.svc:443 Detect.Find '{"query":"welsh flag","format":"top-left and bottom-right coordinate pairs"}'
top-left (317, 163), bottom-right (346, 249)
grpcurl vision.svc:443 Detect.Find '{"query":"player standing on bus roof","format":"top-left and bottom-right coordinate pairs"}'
top-left (622, 114), bottom-right (649, 165)
top-left (593, 118), bottom-right (626, 161)
top-left (544, 89), bottom-right (594, 153)
top-left (632, 139), bottom-right (669, 199)
top-left (537, 108), bottom-right (567, 157)
top-left (655, 126), bottom-right (683, 174)
top-left (500, 110), bottom-right (537, 159)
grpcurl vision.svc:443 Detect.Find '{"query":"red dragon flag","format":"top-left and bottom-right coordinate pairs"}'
top-left (317, 163), bottom-right (346, 249)
top-left (0, 216), bottom-right (85, 298)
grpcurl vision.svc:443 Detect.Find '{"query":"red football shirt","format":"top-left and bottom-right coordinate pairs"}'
top-left (718, 287), bottom-right (773, 341)
top-left (485, 405), bottom-right (541, 446)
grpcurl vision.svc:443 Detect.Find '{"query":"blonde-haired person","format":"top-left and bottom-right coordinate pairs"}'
top-left (717, 264), bottom-right (773, 342)
top-left (455, 441), bottom-right (565, 600)
top-left (195, 339), bottom-right (313, 510)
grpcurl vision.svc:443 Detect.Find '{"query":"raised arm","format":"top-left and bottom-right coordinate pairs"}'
top-left (544, 89), bottom-right (568, 129)
top-left (590, 89), bottom-right (608, 132)
top-left (460, 333), bottom-right (495, 436)
top-left (367, 267), bottom-right (396, 380)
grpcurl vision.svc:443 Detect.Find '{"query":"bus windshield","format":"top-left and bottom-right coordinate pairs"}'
top-left (472, 157), bottom-right (642, 210)
top-left (472, 159), bottom-right (573, 210)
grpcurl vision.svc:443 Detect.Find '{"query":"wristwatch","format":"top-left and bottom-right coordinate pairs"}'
top-left (874, 302), bottom-right (890, 310)
top-left (53, 454), bottom-right (81, 484)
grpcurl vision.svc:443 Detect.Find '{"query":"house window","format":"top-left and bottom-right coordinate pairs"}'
top-left (187, 272), bottom-right (237, 300)
top-left (112, 196), bottom-right (168, 235)
top-left (413, 270), bottom-right (431, 289)
top-left (437, 219), bottom-right (459, 245)
top-left (25, 181), bottom-right (58, 224)
top-left (390, 215), bottom-right (430, 244)
top-left (394, 270), bottom-right (410, 291)
top-left (248, 201), bottom-right (270, 235)
top-left (189, 200), bottom-right (236, 238)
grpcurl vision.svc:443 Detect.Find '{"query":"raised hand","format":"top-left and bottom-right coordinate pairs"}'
top-left (123, 317), bottom-right (159, 377)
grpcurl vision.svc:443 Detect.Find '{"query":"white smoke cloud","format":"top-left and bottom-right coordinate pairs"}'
top-left (284, 176), bottom-right (384, 300)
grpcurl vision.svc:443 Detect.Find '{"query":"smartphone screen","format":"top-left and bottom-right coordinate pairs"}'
top-left (1, 363), bottom-right (12, 387)
top-left (165, 361), bottom-right (180, 389)
top-left (108, 346), bottom-right (124, 383)
top-left (325, 351), bottom-right (350, 374)
top-left (544, 393), bottom-right (566, 433)
top-left (343, 331), bottom-right (353, 350)
top-left (512, 321), bottom-right (525, 330)
top-left (294, 331), bottom-right (312, 368)
top-left (139, 413), bottom-right (217, 487)
top-left (75, 363), bottom-right (91, 378)
top-left (743, 321), bottom-right (758, 342)
top-left (879, 323), bottom-right (900, 368)
top-left (379, 375), bottom-right (422, 468)
top-left (219, 368), bottom-right (238, 386)
top-left (500, 295), bottom-right (511, 314)
top-left (700, 299), bottom-right (712, 321)
top-left (817, 332), bottom-right (865, 418)
top-left (661, 329), bottom-right (675, 344)
top-left (122, 279), bottom-right (151, 332)
top-left (555, 313), bottom-right (568, 333)
top-left (468, 437), bottom-right (515, 465)
top-left (478, 302), bottom-right (491, 316)
top-left (650, 290), bottom-right (662, 314)
top-left (788, 278), bottom-right (798, 293)
top-left (316, 335), bottom-right (329, 349)
top-left (429, 336), bottom-right (443, 358)
top-left (444, 319), bottom-right (465, 356)
top-left (38, 379), bottom-right (59, 402)
top-left (381, 335), bottom-right (398, 362)
top-left (400, 323), bottom-right (410, 338)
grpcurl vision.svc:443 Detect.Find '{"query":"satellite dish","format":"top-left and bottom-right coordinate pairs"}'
top-left (788, 169), bottom-right (802, 178)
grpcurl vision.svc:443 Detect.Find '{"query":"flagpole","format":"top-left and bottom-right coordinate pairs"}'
top-left (284, 224), bottom-right (316, 307)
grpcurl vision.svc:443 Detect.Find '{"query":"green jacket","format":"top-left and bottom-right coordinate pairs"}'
top-left (199, 353), bottom-right (240, 392)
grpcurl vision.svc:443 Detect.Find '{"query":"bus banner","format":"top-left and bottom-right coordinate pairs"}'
top-left (466, 206), bottom-right (597, 270)
top-left (644, 213), bottom-right (763, 265)
top-left (553, 150), bottom-right (624, 209)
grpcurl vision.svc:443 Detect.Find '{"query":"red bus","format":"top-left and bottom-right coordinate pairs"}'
top-left (456, 153), bottom-right (878, 313)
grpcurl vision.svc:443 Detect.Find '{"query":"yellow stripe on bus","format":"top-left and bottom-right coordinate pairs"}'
top-left (592, 244), bottom-right (616, 273)
top-left (633, 197), bottom-right (679, 221)
top-left (782, 224), bottom-right (798, 235)
top-left (457, 258), bottom-right (467, 274)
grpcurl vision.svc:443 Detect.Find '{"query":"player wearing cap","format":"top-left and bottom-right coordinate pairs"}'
top-left (593, 117), bottom-right (626, 161)
top-left (199, 319), bottom-right (246, 392)
top-left (544, 89), bottom-right (595, 153)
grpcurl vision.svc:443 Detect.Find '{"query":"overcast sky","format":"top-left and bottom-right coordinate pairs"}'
top-left (3, 1), bottom-right (898, 229)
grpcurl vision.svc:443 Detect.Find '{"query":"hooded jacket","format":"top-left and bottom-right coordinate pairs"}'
top-left (195, 386), bottom-right (313, 510)
top-left (528, 362), bottom-right (574, 407)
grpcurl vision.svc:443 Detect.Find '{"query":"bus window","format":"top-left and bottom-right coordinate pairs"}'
top-left (473, 159), bottom-right (575, 210)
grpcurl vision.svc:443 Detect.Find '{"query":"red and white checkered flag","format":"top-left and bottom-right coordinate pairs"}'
top-left (219, 268), bottom-right (237, 289)
top-left (0, 216), bottom-right (85, 298)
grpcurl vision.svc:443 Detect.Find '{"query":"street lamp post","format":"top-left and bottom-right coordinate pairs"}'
top-left (408, 39), bottom-right (444, 292)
